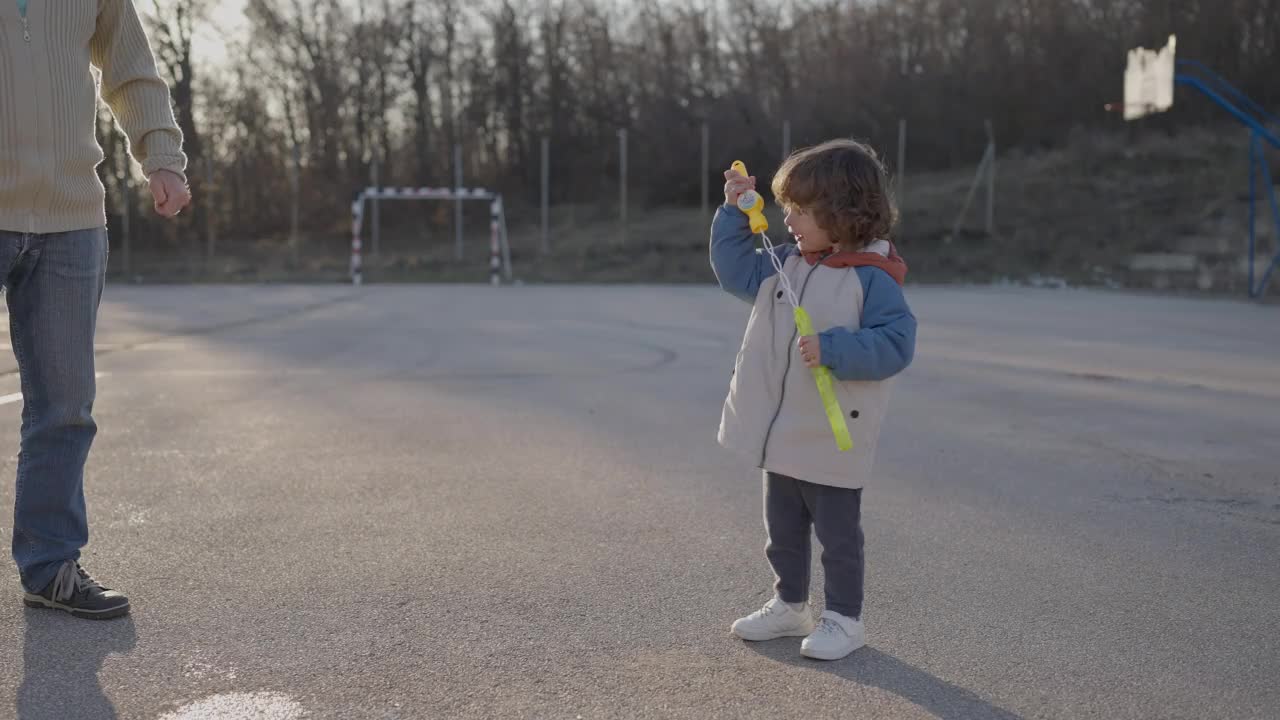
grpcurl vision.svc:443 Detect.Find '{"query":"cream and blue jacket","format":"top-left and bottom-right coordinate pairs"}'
top-left (711, 204), bottom-right (917, 489)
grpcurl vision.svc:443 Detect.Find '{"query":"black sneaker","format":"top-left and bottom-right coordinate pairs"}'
top-left (23, 561), bottom-right (130, 620)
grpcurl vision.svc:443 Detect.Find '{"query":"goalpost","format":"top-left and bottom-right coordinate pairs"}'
top-left (349, 187), bottom-right (512, 286)
top-left (1108, 35), bottom-right (1280, 298)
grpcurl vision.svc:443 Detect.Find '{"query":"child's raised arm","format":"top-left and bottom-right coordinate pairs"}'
top-left (816, 267), bottom-right (917, 381)
top-left (709, 203), bottom-right (796, 304)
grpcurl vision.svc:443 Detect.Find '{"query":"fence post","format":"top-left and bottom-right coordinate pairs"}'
top-left (371, 157), bottom-right (381, 263)
top-left (120, 171), bottom-right (131, 277)
top-left (701, 121), bottom-right (710, 216)
top-left (984, 119), bottom-right (996, 234)
top-left (204, 157), bottom-right (217, 273)
top-left (618, 128), bottom-right (628, 245)
top-left (454, 143), bottom-right (464, 261)
top-left (289, 142), bottom-right (300, 265)
top-left (541, 136), bottom-right (550, 253)
top-left (897, 118), bottom-right (906, 236)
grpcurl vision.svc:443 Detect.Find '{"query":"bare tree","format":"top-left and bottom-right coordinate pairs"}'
top-left (147, 0), bottom-right (205, 167)
top-left (109, 0), bottom-right (1279, 265)
top-left (405, 0), bottom-right (437, 183)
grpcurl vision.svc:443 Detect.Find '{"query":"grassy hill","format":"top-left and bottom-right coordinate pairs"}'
top-left (116, 128), bottom-right (1278, 298)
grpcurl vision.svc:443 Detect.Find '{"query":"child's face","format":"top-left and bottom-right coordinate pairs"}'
top-left (784, 205), bottom-right (833, 254)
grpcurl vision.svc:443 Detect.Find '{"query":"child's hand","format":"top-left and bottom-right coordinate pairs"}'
top-left (798, 335), bottom-right (822, 368)
top-left (724, 169), bottom-right (756, 207)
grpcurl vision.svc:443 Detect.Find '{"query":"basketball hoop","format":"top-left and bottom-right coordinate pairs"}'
top-left (1105, 33), bottom-right (1280, 298)
top-left (1108, 35), bottom-right (1176, 120)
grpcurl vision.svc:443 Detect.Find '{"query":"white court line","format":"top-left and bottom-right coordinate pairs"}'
top-left (0, 342), bottom-right (186, 351)
top-left (0, 372), bottom-right (107, 406)
top-left (158, 692), bottom-right (304, 720)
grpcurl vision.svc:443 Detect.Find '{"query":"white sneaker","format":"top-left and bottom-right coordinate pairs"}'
top-left (731, 597), bottom-right (815, 641)
top-left (800, 610), bottom-right (866, 660)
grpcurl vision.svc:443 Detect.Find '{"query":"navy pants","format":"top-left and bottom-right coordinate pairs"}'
top-left (764, 471), bottom-right (864, 619)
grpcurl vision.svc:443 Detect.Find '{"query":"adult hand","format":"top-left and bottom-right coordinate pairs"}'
top-left (149, 169), bottom-right (192, 218)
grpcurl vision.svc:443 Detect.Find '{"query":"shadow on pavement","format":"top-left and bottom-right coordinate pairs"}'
top-left (744, 641), bottom-right (1026, 720)
top-left (17, 611), bottom-right (137, 720)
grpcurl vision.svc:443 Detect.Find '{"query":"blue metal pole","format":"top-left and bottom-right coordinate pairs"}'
top-left (1255, 134), bottom-right (1280, 298)
top-left (1176, 60), bottom-right (1280, 129)
top-left (1249, 132), bottom-right (1258, 296)
top-left (1175, 76), bottom-right (1280, 151)
top-left (1175, 74), bottom-right (1280, 297)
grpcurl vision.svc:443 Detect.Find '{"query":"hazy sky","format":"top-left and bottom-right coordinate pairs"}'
top-left (190, 0), bottom-right (248, 67)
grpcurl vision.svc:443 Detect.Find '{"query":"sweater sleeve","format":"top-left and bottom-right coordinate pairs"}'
top-left (91, 0), bottom-right (187, 181)
top-left (817, 267), bottom-right (917, 381)
top-left (709, 204), bottom-right (796, 304)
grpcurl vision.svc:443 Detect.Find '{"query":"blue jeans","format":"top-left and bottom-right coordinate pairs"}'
top-left (1, 228), bottom-right (107, 593)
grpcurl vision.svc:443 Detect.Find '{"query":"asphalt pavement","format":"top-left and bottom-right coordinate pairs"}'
top-left (0, 283), bottom-right (1276, 719)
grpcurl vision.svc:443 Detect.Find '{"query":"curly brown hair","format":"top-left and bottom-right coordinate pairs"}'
top-left (771, 139), bottom-right (898, 252)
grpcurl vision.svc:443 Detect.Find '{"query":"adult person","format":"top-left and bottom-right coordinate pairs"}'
top-left (1, 0), bottom-right (191, 619)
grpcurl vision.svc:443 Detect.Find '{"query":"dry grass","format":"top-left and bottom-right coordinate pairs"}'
top-left (112, 128), bottom-right (1278, 296)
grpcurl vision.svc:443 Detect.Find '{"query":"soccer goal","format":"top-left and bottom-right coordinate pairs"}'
top-left (349, 187), bottom-right (512, 286)
top-left (1108, 35), bottom-right (1280, 298)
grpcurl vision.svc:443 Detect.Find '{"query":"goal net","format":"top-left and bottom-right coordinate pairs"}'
top-left (349, 187), bottom-right (511, 286)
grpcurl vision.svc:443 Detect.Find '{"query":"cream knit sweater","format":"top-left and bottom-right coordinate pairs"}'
top-left (0, 0), bottom-right (187, 234)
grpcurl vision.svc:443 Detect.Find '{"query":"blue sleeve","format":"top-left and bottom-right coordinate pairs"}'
top-left (709, 204), bottom-right (796, 304)
top-left (817, 267), bottom-right (917, 381)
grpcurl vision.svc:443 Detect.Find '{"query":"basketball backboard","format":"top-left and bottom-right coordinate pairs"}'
top-left (1121, 34), bottom-right (1176, 120)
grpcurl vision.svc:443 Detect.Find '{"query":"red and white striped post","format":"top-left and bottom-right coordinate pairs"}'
top-left (350, 195), bottom-right (364, 285)
top-left (489, 196), bottom-right (502, 286)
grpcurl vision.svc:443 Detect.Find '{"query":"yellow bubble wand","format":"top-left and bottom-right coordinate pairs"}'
top-left (730, 161), bottom-right (853, 452)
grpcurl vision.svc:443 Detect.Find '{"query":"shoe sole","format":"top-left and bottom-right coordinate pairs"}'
top-left (23, 596), bottom-right (130, 620)
top-left (800, 639), bottom-right (866, 661)
top-left (732, 624), bottom-right (816, 642)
